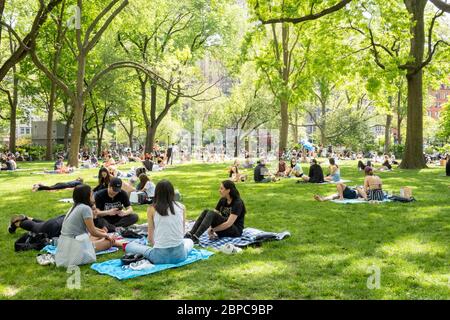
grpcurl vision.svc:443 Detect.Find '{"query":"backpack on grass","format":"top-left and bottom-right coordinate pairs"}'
top-left (388, 195), bottom-right (416, 203)
top-left (14, 232), bottom-right (51, 252)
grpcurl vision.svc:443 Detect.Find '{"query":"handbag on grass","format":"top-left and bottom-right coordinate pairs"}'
top-left (55, 206), bottom-right (96, 267)
top-left (55, 233), bottom-right (96, 267)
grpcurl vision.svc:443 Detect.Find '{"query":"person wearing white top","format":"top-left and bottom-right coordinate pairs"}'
top-left (124, 180), bottom-right (193, 264)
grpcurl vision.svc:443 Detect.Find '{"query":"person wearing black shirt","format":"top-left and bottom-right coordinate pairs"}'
top-left (254, 159), bottom-right (275, 183)
top-left (32, 178), bottom-right (84, 192)
top-left (185, 180), bottom-right (246, 244)
top-left (94, 177), bottom-right (139, 232)
top-left (299, 159), bottom-right (325, 183)
top-left (93, 167), bottom-right (111, 193)
top-left (166, 144), bottom-right (173, 165)
top-left (446, 154), bottom-right (450, 176)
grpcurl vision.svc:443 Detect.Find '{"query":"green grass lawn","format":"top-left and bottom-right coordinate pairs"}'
top-left (0, 160), bottom-right (449, 299)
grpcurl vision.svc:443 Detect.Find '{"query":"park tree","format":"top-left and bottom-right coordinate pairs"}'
top-left (116, 0), bottom-right (241, 154)
top-left (247, 0), bottom-right (353, 153)
top-left (346, 0), bottom-right (450, 168)
top-left (30, 0), bottom-right (131, 166)
top-left (0, 0), bottom-right (63, 82)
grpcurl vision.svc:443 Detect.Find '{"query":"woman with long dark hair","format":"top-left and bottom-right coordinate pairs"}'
top-left (55, 184), bottom-right (117, 267)
top-left (93, 167), bottom-right (111, 193)
top-left (185, 180), bottom-right (246, 244)
top-left (124, 180), bottom-right (193, 264)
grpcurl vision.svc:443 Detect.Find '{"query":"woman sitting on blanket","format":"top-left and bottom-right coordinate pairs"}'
top-left (55, 185), bottom-right (122, 267)
top-left (324, 158), bottom-right (341, 182)
top-left (276, 159), bottom-right (287, 177)
top-left (314, 183), bottom-right (364, 202)
top-left (103, 154), bottom-right (116, 168)
top-left (185, 180), bottom-right (246, 244)
top-left (229, 160), bottom-right (247, 182)
top-left (357, 166), bottom-right (384, 201)
top-left (136, 173), bottom-right (156, 200)
top-left (123, 180), bottom-right (194, 264)
top-left (93, 167), bottom-right (111, 193)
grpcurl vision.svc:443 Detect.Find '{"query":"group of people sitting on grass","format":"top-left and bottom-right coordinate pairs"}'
top-left (314, 166), bottom-right (384, 202)
top-left (1, 153), bottom-right (17, 171)
top-left (250, 157), bottom-right (343, 184)
top-left (10, 165), bottom-right (247, 267)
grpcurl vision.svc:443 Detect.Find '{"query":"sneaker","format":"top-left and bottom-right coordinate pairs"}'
top-left (8, 214), bottom-right (26, 234)
top-left (129, 259), bottom-right (153, 271)
top-left (36, 253), bottom-right (55, 266)
top-left (219, 244), bottom-right (242, 255)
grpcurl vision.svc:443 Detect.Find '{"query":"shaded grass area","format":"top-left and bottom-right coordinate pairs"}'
top-left (0, 161), bottom-right (449, 299)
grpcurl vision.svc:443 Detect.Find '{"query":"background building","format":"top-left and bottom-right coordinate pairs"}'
top-left (31, 121), bottom-right (70, 146)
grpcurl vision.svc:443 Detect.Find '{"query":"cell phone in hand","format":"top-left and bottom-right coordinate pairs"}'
top-left (117, 204), bottom-right (123, 211)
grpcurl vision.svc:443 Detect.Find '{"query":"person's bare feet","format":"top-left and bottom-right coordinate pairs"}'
top-left (314, 195), bottom-right (324, 202)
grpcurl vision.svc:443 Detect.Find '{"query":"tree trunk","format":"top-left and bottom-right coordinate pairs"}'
top-left (320, 101), bottom-right (327, 146)
top-left (9, 66), bottom-right (18, 153)
top-left (401, 71), bottom-right (426, 168)
top-left (146, 125), bottom-right (157, 155)
top-left (278, 23), bottom-right (290, 157)
top-left (384, 114), bottom-right (393, 154)
top-left (145, 84), bottom-right (157, 153)
top-left (279, 99), bottom-right (289, 156)
top-left (129, 118), bottom-right (134, 149)
top-left (400, 0), bottom-right (427, 169)
top-left (397, 87), bottom-right (403, 145)
top-left (64, 109), bottom-right (74, 150)
top-left (292, 110), bottom-right (299, 144)
top-left (68, 55), bottom-right (86, 167)
top-left (45, 82), bottom-right (57, 160)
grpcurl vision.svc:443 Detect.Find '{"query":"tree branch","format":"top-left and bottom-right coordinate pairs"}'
top-left (256, 0), bottom-right (352, 25)
top-left (430, 0), bottom-right (450, 12)
top-left (85, 0), bottom-right (129, 52)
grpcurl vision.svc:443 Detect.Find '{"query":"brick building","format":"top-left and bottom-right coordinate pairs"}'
top-left (428, 82), bottom-right (450, 120)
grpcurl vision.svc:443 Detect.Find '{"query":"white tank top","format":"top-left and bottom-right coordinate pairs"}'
top-left (153, 202), bottom-right (185, 249)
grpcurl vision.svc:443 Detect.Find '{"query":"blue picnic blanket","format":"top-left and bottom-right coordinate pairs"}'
top-left (197, 227), bottom-right (291, 249)
top-left (41, 245), bottom-right (119, 256)
top-left (90, 248), bottom-right (214, 280)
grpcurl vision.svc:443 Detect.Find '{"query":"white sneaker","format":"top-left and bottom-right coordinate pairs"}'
top-left (129, 259), bottom-right (153, 270)
top-left (36, 254), bottom-right (55, 266)
top-left (219, 244), bottom-right (242, 255)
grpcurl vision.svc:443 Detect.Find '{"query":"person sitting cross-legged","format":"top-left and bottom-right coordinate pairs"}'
top-left (185, 180), bottom-right (246, 244)
top-left (123, 180), bottom-right (194, 265)
top-left (94, 177), bottom-right (139, 232)
top-left (299, 159), bottom-right (325, 183)
top-left (254, 159), bottom-right (278, 183)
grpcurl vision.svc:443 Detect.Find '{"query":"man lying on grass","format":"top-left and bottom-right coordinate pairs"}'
top-left (32, 178), bottom-right (84, 192)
